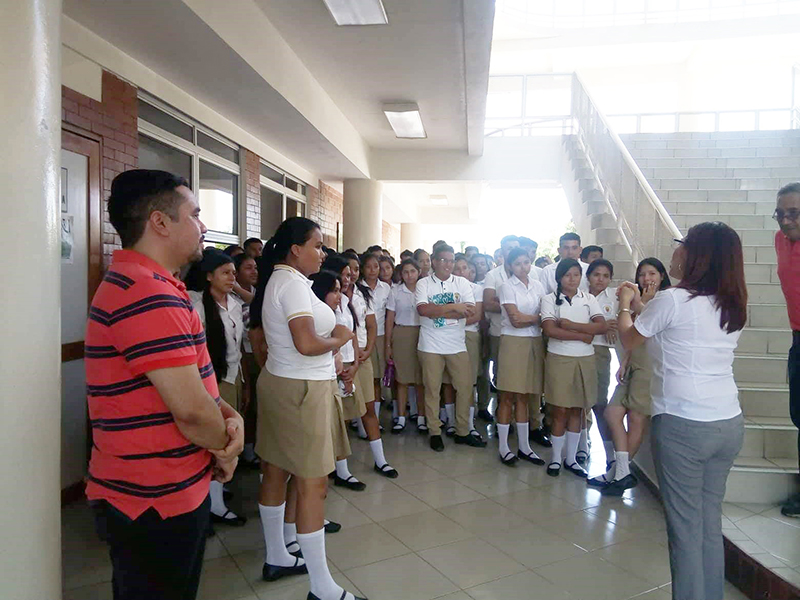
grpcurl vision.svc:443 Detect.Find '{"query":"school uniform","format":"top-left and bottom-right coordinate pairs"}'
top-left (540, 290), bottom-right (603, 409)
top-left (336, 294), bottom-right (362, 421)
top-left (610, 345), bottom-right (653, 416)
top-left (257, 265), bottom-right (337, 479)
top-left (415, 273), bottom-right (476, 436)
top-left (540, 260), bottom-right (590, 296)
top-left (350, 287), bottom-right (375, 417)
top-left (386, 283), bottom-right (422, 385)
top-left (189, 290), bottom-right (244, 411)
top-left (497, 275), bottom-right (546, 395)
top-left (368, 280), bottom-right (392, 381)
top-left (592, 287), bottom-right (618, 409)
top-left (464, 280), bottom-right (484, 386)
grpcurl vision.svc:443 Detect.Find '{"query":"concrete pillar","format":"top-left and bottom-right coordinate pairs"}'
top-left (401, 222), bottom-right (424, 253)
top-left (0, 1), bottom-right (63, 598)
top-left (343, 179), bottom-right (382, 252)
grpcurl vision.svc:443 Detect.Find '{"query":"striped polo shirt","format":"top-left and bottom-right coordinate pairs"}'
top-left (85, 250), bottom-right (217, 519)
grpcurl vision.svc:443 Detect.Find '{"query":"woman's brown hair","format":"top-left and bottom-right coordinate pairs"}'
top-left (678, 221), bottom-right (747, 333)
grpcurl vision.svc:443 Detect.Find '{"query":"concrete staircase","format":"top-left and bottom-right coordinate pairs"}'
top-left (620, 130), bottom-right (800, 503)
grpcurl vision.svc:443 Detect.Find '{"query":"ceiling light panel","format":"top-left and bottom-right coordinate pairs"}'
top-left (429, 195), bottom-right (448, 206)
top-left (383, 103), bottom-right (427, 139)
top-left (322, 0), bottom-right (388, 26)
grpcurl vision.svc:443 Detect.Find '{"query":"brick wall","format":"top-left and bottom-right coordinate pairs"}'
top-left (308, 181), bottom-right (343, 249)
top-left (62, 71), bottom-right (138, 268)
top-left (243, 149), bottom-right (261, 239)
top-left (382, 220), bottom-right (401, 257)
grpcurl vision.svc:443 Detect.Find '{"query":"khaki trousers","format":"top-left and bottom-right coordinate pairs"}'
top-left (419, 351), bottom-right (473, 437)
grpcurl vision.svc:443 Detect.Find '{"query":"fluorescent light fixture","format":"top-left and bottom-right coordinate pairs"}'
top-left (383, 103), bottom-right (427, 139)
top-left (429, 195), bottom-right (448, 206)
top-left (322, 0), bottom-right (388, 26)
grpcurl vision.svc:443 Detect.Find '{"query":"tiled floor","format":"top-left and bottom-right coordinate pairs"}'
top-left (63, 415), bottom-right (762, 600)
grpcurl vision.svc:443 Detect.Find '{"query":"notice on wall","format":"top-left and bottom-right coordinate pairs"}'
top-left (61, 216), bottom-right (74, 264)
top-left (61, 167), bottom-right (68, 212)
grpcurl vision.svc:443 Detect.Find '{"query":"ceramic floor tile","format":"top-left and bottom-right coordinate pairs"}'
top-left (205, 534), bottom-right (232, 561)
top-left (63, 582), bottom-right (113, 600)
top-left (464, 569), bottom-right (575, 600)
top-left (731, 539), bottom-right (766, 555)
top-left (773, 567), bottom-right (800, 588)
top-left (513, 460), bottom-right (567, 488)
top-left (403, 478), bottom-right (487, 509)
top-left (541, 475), bottom-right (611, 510)
top-left (534, 553), bottom-right (653, 600)
top-left (629, 588), bottom-right (671, 600)
top-left (254, 572), bottom-right (360, 600)
top-left (724, 581), bottom-right (751, 600)
top-left (379, 509), bottom-right (473, 551)
top-left (761, 506), bottom-right (800, 530)
top-left (735, 515), bottom-right (800, 566)
top-left (230, 548), bottom-right (338, 595)
top-left (421, 450), bottom-right (500, 477)
top-left (347, 487), bottom-right (432, 522)
top-left (418, 538), bottom-right (526, 589)
top-left (750, 552), bottom-right (790, 569)
top-left (457, 467), bottom-right (532, 497)
top-left (481, 519), bottom-right (587, 569)
top-left (585, 503), bottom-right (667, 535)
top-left (595, 538), bottom-right (672, 587)
top-left (323, 498), bottom-right (374, 529)
top-left (218, 518), bottom-right (269, 556)
top-left (723, 527), bottom-right (752, 542)
top-left (731, 502), bottom-right (775, 514)
top-left (539, 509), bottom-right (639, 552)
top-left (492, 488), bottom-right (583, 521)
top-left (197, 556), bottom-right (256, 600)
top-left (339, 461), bottom-right (403, 496)
top-left (433, 593), bottom-right (473, 600)
top-left (437, 498), bottom-right (522, 538)
top-left (325, 523), bottom-right (411, 571)
top-left (721, 502), bottom-right (755, 523)
top-left (344, 552), bottom-right (459, 600)
top-left (389, 460), bottom-right (450, 488)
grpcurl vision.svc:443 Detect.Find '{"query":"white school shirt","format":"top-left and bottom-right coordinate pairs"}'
top-left (498, 275), bottom-right (546, 338)
top-left (633, 288), bottom-right (742, 422)
top-left (189, 290), bottom-right (243, 385)
top-left (351, 287), bottom-right (374, 350)
top-left (465, 281), bottom-right (484, 333)
top-left (415, 273), bottom-right (475, 355)
top-left (592, 287), bottom-right (619, 347)
top-left (540, 290), bottom-right (603, 357)
top-left (482, 265), bottom-right (510, 337)
top-left (386, 283), bottom-right (420, 327)
top-left (540, 260), bottom-right (590, 296)
top-left (336, 294), bottom-right (356, 363)
top-left (232, 285), bottom-right (255, 354)
top-left (367, 280), bottom-right (391, 337)
top-left (262, 265), bottom-right (336, 381)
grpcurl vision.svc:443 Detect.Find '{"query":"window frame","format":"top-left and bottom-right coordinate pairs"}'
top-left (258, 160), bottom-right (307, 225)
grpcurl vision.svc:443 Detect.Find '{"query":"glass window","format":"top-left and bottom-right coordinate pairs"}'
top-left (197, 130), bottom-right (239, 164)
top-left (486, 76), bottom-right (524, 119)
top-left (286, 198), bottom-right (305, 219)
top-left (286, 178), bottom-right (303, 193)
top-left (260, 163), bottom-right (284, 186)
top-left (199, 161), bottom-right (237, 235)
top-left (138, 100), bottom-right (193, 142)
top-left (137, 134), bottom-right (192, 184)
top-left (260, 186), bottom-right (283, 239)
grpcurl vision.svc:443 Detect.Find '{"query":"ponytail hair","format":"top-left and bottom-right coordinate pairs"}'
top-left (202, 287), bottom-right (227, 382)
top-left (250, 217), bottom-right (320, 329)
top-left (341, 250), bottom-right (372, 307)
top-left (554, 258), bottom-right (581, 306)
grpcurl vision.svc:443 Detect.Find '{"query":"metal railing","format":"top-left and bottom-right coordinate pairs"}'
top-left (570, 73), bottom-right (682, 267)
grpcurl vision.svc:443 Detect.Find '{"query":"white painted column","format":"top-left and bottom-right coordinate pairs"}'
top-left (343, 179), bottom-right (382, 252)
top-left (401, 222), bottom-right (424, 253)
top-left (0, 1), bottom-right (63, 598)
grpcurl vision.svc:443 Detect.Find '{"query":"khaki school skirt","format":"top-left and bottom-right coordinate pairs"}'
top-left (498, 335), bottom-right (545, 395)
top-left (218, 370), bottom-right (243, 412)
top-left (610, 347), bottom-right (652, 416)
top-left (544, 353), bottom-right (596, 409)
top-left (342, 355), bottom-right (374, 420)
top-left (465, 330), bottom-right (481, 386)
top-left (392, 326), bottom-right (423, 385)
top-left (331, 383), bottom-right (351, 459)
top-left (255, 370), bottom-right (335, 479)
top-left (370, 335), bottom-right (386, 380)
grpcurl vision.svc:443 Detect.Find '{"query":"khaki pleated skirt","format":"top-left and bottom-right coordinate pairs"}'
top-left (391, 326), bottom-right (423, 385)
top-left (331, 384), bottom-right (351, 459)
top-left (342, 356), bottom-right (374, 420)
top-left (544, 352), bottom-right (596, 409)
top-left (465, 330), bottom-right (481, 386)
top-left (610, 346), bottom-right (652, 415)
top-left (255, 370), bottom-right (334, 479)
top-left (370, 335), bottom-right (386, 380)
top-left (498, 335), bottom-right (545, 395)
top-left (218, 370), bottom-right (243, 412)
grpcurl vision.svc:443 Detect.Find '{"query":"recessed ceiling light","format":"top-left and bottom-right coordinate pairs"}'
top-left (429, 195), bottom-right (448, 206)
top-left (322, 0), bottom-right (388, 26)
top-left (383, 103), bottom-right (427, 139)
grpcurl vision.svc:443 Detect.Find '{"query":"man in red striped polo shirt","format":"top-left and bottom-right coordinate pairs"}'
top-left (86, 170), bottom-right (244, 599)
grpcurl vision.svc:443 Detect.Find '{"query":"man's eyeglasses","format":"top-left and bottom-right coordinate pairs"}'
top-left (773, 209), bottom-right (800, 223)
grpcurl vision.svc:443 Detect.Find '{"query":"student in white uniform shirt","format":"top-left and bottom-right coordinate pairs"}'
top-left (540, 232), bottom-right (591, 295)
top-left (361, 253), bottom-right (392, 415)
top-left (580, 245), bottom-right (604, 265)
top-left (385, 258), bottom-right (426, 433)
top-left (416, 244), bottom-right (486, 452)
top-left (518, 236), bottom-right (544, 283)
top-left (540, 258), bottom-right (608, 478)
top-left (617, 223), bottom-right (746, 600)
top-left (454, 255), bottom-right (484, 436)
top-left (496, 248), bottom-right (547, 467)
top-left (186, 248), bottom-right (247, 527)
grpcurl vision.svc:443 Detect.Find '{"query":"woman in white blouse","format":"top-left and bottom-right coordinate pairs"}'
top-left (617, 222), bottom-right (747, 600)
top-left (454, 255), bottom-right (484, 437)
top-left (496, 247), bottom-right (547, 467)
top-left (361, 253), bottom-right (392, 416)
top-left (385, 258), bottom-right (426, 433)
top-left (249, 218), bottom-right (362, 600)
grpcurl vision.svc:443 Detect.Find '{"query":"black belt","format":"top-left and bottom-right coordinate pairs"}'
top-left (793, 331), bottom-right (800, 343)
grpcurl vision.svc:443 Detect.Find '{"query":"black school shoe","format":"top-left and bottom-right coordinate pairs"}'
top-left (307, 592), bottom-right (367, 600)
top-left (262, 556), bottom-right (307, 581)
top-left (530, 427), bottom-right (552, 448)
top-left (333, 474), bottom-right (367, 492)
top-left (546, 462), bottom-right (561, 477)
top-left (477, 409), bottom-right (495, 423)
top-left (563, 461), bottom-right (588, 478)
top-left (430, 435), bottom-right (445, 452)
top-left (601, 474), bottom-right (638, 496)
top-left (324, 520), bottom-right (342, 533)
top-left (517, 450), bottom-right (545, 465)
top-left (454, 433), bottom-right (487, 448)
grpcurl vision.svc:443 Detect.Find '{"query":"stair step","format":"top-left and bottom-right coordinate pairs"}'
top-left (733, 354), bottom-right (787, 384)
top-left (628, 138), bottom-right (800, 150)
top-left (658, 190), bottom-right (775, 202)
top-left (748, 304), bottom-right (788, 328)
top-left (739, 385), bottom-right (790, 419)
top-left (738, 327), bottom-right (791, 355)
top-left (629, 147), bottom-right (800, 159)
top-left (643, 167), bottom-right (799, 179)
top-left (743, 263), bottom-right (779, 284)
top-left (637, 157), bottom-right (800, 169)
top-left (724, 468), bottom-right (798, 504)
top-left (671, 214), bottom-right (775, 233)
top-left (651, 177), bottom-right (796, 191)
top-left (660, 200), bottom-right (775, 217)
top-left (621, 130), bottom-right (800, 141)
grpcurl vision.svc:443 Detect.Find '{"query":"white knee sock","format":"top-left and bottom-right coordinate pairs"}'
top-left (604, 460), bottom-right (616, 481)
top-left (357, 418), bottom-right (367, 438)
top-left (578, 428), bottom-right (589, 455)
top-left (374, 401), bottom-right (381, 419)
top-left (297, 528), bottom-right (345, 600)
top-left (409, 388), bottom-right (418, 416)
top-left (439, 406), bottom-right (448, 426)
top-left (468, 406), bottom-right (476, 432)
top-left (517, 422), bottom-right (535, 455)
top-left (335, 459), bottom-right (356, 481)
top-left (284, 521), bottom-right (299, 552)
top-left (497, 423), bottom-right (511, 457)
top-left (565, 431), bottom-right (581, 466)
top-left (395, 415), bottom-right (406, 428)
top-left (209, 480), bottom-right (228, 516)
top-left (615, 451), bottom-right (630, 480)
top-left (259, 503), bottom-right (302, 568)
top-left (417, 415), bottom-right (426, 427)
top-left (550, 433), bottom-right (565, 467)
top-left (370, 438), bottom-right (388, 468)
top-left (445, 403), bottom-right (455, 428)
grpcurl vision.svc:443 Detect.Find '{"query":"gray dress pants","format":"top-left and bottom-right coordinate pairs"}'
top-left (651, 413), bottom-right (744, 600)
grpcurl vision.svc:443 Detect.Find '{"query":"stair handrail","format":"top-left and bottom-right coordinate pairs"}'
top-left (572, 72), bottom-right (682, 243)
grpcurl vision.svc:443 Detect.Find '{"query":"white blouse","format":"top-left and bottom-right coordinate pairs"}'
top-left (540, 289), bottom-right (603, 357)
top-left (262, 265), bottom-right (336, 381)
top-left (465, 281), bottom-right (484, 334)
top-left (498, 275), bottom-right (546, 338)
top-left (592, 287), bottom-right (619, 347)
top-left (368, 280), bottom-right (392, 337)
top-left (351, 287), bottom-right (374, 350)
top-left (336, 294), bottom-right (356, 363)
top-left (386, 283), bottom-right (420, 327)
top-left (189, 290), bottom-right (243, 385)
